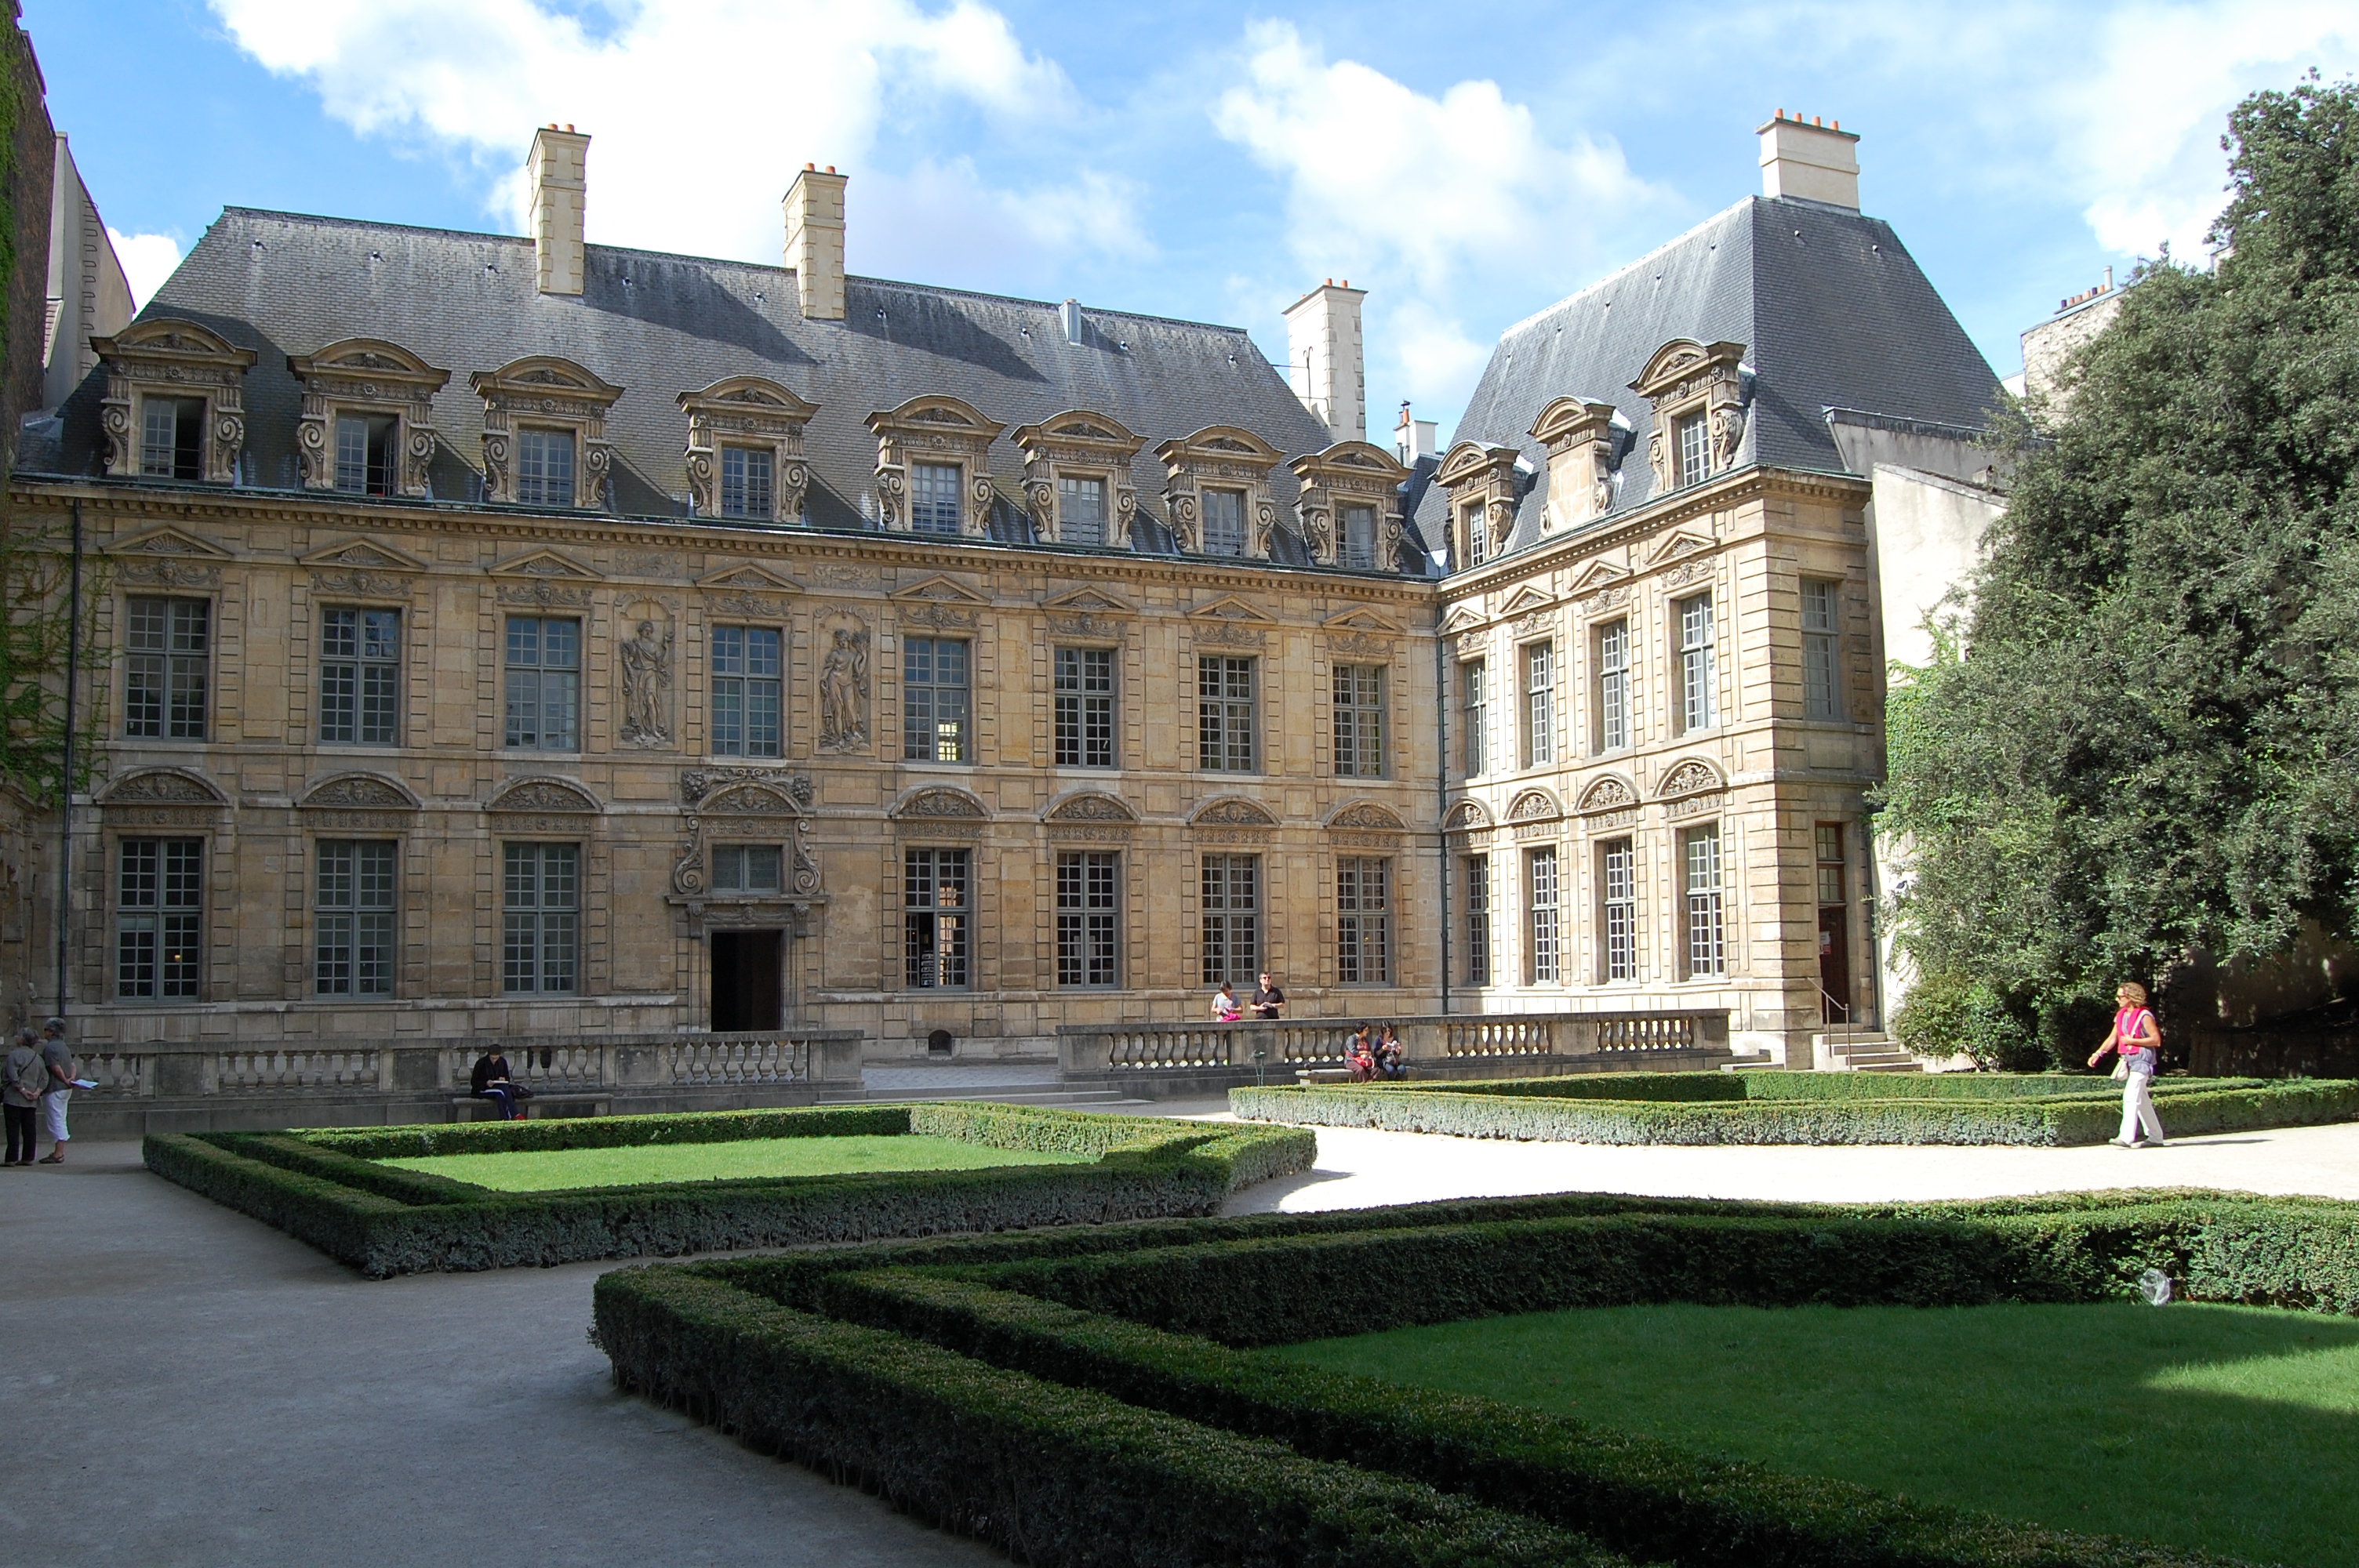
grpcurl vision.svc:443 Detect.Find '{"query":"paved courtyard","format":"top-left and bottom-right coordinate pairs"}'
top-left (11, 1116), bottom-right (2354, 1564)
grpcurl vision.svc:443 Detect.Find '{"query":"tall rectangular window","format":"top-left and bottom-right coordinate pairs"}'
top-left (1336, 856), bottom-right (1390, 985)
top-left (116, 837), bottom-right (202, 1000)
top-left (333, 413), bottom-right (397, 495)
top-left (1460, 659), bottom-right (1487, 777)
top-left (1332, 664), bottom-right (1384, 778)
top-left (318, 608), bottom-right (399, 746)
top-left (514, 427), bottom-right (576, 506)
top-left (902, 637), bottom-right (971, 762)
top-left (720, 446), bottom-right (776, 519)
top-left (1201, 488), bottom-right (1245, 556)
top-left (1683, 825), bottom-right (1726, 978)
top-left (1059, 474), bottom-right (1107, 547)
top-left (1594, 619), bottom-right (1629, 752)
top-left (1056, 851), bottom-right (1119, 987)
top-left (711, 626), bottom-right (783, 757)
top-left (125, 596), bottom-right (210, 741)
top-left (1525, 846), bottom-right (1560, 984)
top-left (1802, 578), bottom-right (1841, 720)
top-left (140, 396), bottom-right (203, 480)
top-left (1521, 643), bottom-right (1555, 767)
top-left (1677, 593), bottom-right (1716, 733)
top-left (503, 617), bottom-right (580, 750)
top-left (1198, 655), bottom-right (1256, 771)
top-left (1054, 646), bottom-right (1115, 768)
top-left (911, 460), bottom-right (962, 534)
top-left (1676, 411), bottom-right (1710, 487)
top-left (1340, 503), bottom-right (1378, 569)
top-left (501, 843), bottom-right (578, 994)
top-left (903, 848), bottom-right (970, 988)
top-left (1816, 822), bottom-right (1848, 906)
top-left (1463, 855), bottom-right (1491, 985)
top-left (1462, 504), bottom-right (1487, 567)
top-left (712, 844), bottom-right (783, 892)
top-left (314, 840), bottom-right (395, 997)
top-left (1601, 837), bottom-right (1636, 982)
top-left (1199, 854), bottom-right (1259, 985)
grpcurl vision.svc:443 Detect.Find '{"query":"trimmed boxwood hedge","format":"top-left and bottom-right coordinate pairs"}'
top-left (597, 1187), bottom-right (2348, 1567)
top-left (144, 1102), bottom-right (1313, 1277)
top-left (1234, 1076), bottom-right (2359, 1145)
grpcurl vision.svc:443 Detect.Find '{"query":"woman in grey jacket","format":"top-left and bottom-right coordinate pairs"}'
top-left (3, 1029), bottom-right (45, 1166)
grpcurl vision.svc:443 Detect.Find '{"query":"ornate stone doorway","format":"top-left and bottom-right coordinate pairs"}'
top-left (711, 930), bottom-right (784, 1032)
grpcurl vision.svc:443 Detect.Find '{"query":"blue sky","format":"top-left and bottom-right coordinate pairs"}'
top-left (27, 1), bottom-right (2358, 443)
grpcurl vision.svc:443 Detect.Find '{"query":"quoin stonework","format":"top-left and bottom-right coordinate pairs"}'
top-left (10, 114), bottom-right (2008, 1073)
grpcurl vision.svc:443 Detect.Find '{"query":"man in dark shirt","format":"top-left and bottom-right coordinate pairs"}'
top-left (471, 1050), bottom-right (525, 1120)
top-left (1249, 973), bottom-right (1285, 1021)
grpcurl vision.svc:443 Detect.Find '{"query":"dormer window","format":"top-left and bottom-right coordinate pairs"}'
top-left (471, 356), bottom-right (621, 510)
top-left (289, 338), bottom-right (450, 499)
top-left (335, 414), bottom-right (398, 495)
top-left (1201, 488), bottom-right (1246, 556)
top-left (682, 376), bottom-right (816, 525)
top-left (1059, 474), bottom-right (1109, 546)
top-left (95, 318), bottom-right (258, 486)
top-left (515, 427), bottom-right (576, 506)
top-left (1158, 426), bottom-right (1288, 561)
top-left (1290, 441), bottom-right (1410, 570)
top-left (1341, 503), bottom-right (1378, 568)
top-left (720, 446), bottom-right (776, 519)
top-left (867, 396), bottom-right (1005, 538)
top-left (1463, 503), bottom-right (1488, 565)
top-left (1630, 339), bottom-right (1747, 498)
top-left (911, 461), bottom-right (963, 534)
top-left (1432, 441), bottom-right (1519, 575)
top-left (1676, 411), bottom-right (1710, 488)
top-left (1016, 411), bottom-right (1146, 550)
top-left (140, 397), bottom-right (204, 480)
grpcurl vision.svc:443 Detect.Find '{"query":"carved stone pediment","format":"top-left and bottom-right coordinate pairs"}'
top-left (1507, 788), bottom-right (1562, 822)
top-left (300, 537), bottom-right (426, 574)
top-left (486, 777), bottom-right (601, 814)
top-left (682, 768), bottom-right (814, 811)
top-left (492, 549), bottom-right (601, 581)
top-left (101, 768), bottom-right (228, 807)
top-left (1045, 792), bottom-right (1137, 824)
top-left (1189, 797), bottom-right (1276, 829)
top-left (471, 356), bottom-right (623, 509)
top-left (679, 376), bottom-right (816, 523)
top-left (299, 772), bottom-right (420, 811)
top-left (697, 561), bottom-right (801, 593)
top-left (1657, 758), bottom-right (1725, 799)
top-left (1325, 800), bottom-right (1404, 832)
top-left (1289, 441), bottom-right (1410, 568)
top-left (890, 786), bottom-right (987, 821)
top-left (1576, 775), bottom-right (1638, 814)
top-left (866, 396), bottom-right (1005, 537)
top-left (114, 526), bottom-right (235, 562)
top-left (1158, 425), bottom-right (1287, 560)
top-left (1445, 800), bottom-right (1492, 833)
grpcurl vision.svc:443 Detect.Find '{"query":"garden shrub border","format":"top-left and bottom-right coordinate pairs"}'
top-left (144, 1102), bottom-right (1314, 1278)
top-left (598, 1187), bottom-right (2359, 1568)
top-left (1234, 1074), bottom-right (2359, 1145)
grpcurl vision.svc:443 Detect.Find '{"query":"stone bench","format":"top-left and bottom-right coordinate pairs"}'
top-left (449, 1092), bottom-right (612, 1123)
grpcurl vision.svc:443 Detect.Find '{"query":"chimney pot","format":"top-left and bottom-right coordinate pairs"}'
top-left (1756, 113), bottom-right (1859, 209)
top-left (526, 125), bottom-right (590, 296)
top-left (783, 165), bottom-right (849, 321)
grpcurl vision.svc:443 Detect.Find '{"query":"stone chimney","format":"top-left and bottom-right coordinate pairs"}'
top-left (783, 164), bottom-right (848, 322)
top-left (1757, 111), bottom-right (1859, 210)
top-left (528, 125), bottom-right (590, 296)
top-left (1283, 280), bottom-right (1366, 443)
top-left (1393, 401), bottom-right (1437, 465)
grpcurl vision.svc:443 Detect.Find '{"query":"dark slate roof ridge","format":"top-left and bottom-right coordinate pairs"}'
top-left (210, 206), bottom-right (1265, 343)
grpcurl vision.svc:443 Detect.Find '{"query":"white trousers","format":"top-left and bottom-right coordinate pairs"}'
top-left (41, 1092), bottom-right (67, 1142)
top-left (2119, 1070), bottom-right (2163, 1145)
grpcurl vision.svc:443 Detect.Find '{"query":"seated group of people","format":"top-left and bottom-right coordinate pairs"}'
top-left (1345, 1023), bottom-right (1406, 1082)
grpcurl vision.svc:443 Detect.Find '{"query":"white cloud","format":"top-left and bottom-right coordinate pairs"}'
top-left (204, 0), bottom-right (1142, 276)
top-left (107, 229), bottom-right (184, 309)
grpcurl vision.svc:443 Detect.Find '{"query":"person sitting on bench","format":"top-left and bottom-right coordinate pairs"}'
top-left (470, 1049), bottom-right (531, 1120)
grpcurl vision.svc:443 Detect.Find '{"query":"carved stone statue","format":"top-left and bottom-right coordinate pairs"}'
top-left (619, 619), bottom-right (674, 748)
top-left (819, 626), bottom-right (870, 753)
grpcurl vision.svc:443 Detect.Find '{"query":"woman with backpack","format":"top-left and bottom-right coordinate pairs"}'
top-left (2088, 981), bottom-right (2166, 1148)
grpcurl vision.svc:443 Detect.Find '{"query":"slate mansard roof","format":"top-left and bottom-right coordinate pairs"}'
top-left (44, 207), bottom-right (1423, 571)
top-left (1421, 196), bottom-right (2003, 562)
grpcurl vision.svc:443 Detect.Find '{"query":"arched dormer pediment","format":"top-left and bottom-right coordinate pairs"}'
top-left (470, 357), bottom-right (621, 510)
top-left (472, 355), bottom-right (622, 401)
top-left (93, 319), bottom-right (260, 485)
top-left (485, 776), bottom-right (602, 815)
top-left (287, 337), bottom-right (451, 497)
top-left (1189, 795), bottom-right (1277, 829)
top-left (1290, 441), bottom-right (1410, 570)
top-left (1528, 397), bottom-right (1621, 532)
top-left (1655, 757), bottom-right (1726, 799)
top-left (1011, 409), bottom-right (1145, 549)
top-left (289, 337), bottom-right (445, 381)
top-left (678, 376), bottom-right (816, 524)
top-left (297, 771), bottom-right (421, 811)
top-left (1158, 426), bottom-right (1287, 561)
top-left (99, 767), bottom-right (230, 808)
top-left (866, 397), bottom-right (1005, 538)
top-left (97, 318), bottom-right (253, 365)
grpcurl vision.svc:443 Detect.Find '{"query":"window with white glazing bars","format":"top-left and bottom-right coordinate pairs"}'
top-left (1332, 664), bottom-right (1384, 778)
top-left (1683, 825), bottom-right (1725, 978)
top-left (1802, 579), bottom-right (1841, 720)
top-left (911, 461), bottom-right (961, 534)
top-left (515, 427), bottom-right (576, 506)
top-left (1198, 656), bottom-right (1256, 771)
top-left (720, 447), bottom-right (775, 519)
top-left (503, 617), bottom-right (580, 750)
top-left (1462, 504), bottom-right (1487, 566)
top-left (1601, 837), bottom-right (1636, 982)
top-left (1336, 856), bottom-right (1390, 984)
top-left (1526, 847), bottom-right (1559, 983)
top-left (1463, 855), bottom-right (1491, 985)
top-left (902, 638), bottom-right (970, 762)
top-left (903, 848), bottom-right (970, 988)
top-left (125, 596), bottom-right (209, 740)
top-left (315, 840), bottom-right (395, 996)
top-left (319, 608), bottom-right (398, 746)
top-left (711, 626), bottom-right (783, 757)
top-left (1676, 411), bottom-right (1709, 487)
top-left (1460, 659), bottom-right (1487, 777)
top-left (1059, 474), bottom-right (1107, 547)
top-left (502, 843), bottom-right (578, 994)
top-left (1054, 647), bottom-right (1114, 768)
top-left (1199, 854), bottom-right (1259, 985)
top-left (1056, 851), bottom-right (1119, 987)
top-left (1341, 503), bottom-right (1378, 568)
top-left (1521, 642), bottom-right (1554, 767)
top-left (1201, 488), bottom-right (1245, 556)
top-left (117, 837), bottom-right (202, 1000)
top-left (333, 414), bottom-right (396, 495)
top-left (1677, 593), bottom-right (1716, 733)
top-left (1594, 618), bottom-right (1628, 752)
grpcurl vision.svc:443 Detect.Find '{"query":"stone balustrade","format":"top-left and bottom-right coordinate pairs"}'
top-left (1057, 1009), bottom-right (1728, 1080)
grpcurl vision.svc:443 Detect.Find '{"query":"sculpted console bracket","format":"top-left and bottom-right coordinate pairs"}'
top-left (287, 338), bottom-right (451, 496)
top-left (679, 376), bottom-right (816, 524)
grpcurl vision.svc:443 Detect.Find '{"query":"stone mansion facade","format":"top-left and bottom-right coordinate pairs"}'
top-left (13, 116), bottom-right (2005, 1065)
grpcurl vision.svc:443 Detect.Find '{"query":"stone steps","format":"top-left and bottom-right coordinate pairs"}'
top-left (1816, 1029), bottom-right (1923, 1073)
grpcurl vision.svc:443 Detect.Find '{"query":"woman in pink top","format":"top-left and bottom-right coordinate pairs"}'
top-left (2088, 981), bottom-right (2165, 1148)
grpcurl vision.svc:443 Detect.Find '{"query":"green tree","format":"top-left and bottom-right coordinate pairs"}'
top-left (1881, 74), bottom-right (2359, 1067)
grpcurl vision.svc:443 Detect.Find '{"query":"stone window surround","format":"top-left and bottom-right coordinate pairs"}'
top-left (1528, 397), bottom-right (1619, 534)
top-left (1289, 440), bottom-right (1411, 570)
top-left (1157, 425), bottom-right (1285, 561)
top-left (94, 318), bottom-right (259, 485)
top-left (120, 588), bottom-right (215, 744)
top-left (1434, 441), bottom-right (1521, 568)
top-left (110, 829), bottom-right (209, 1004)
top-left (1630, 338), bottom-right (1747, 496)
top-left (286, 337), bottom-right (451, 499)
top-left (679, 376), bottom-right (816, 524)
top-left (1012, 409), bottom-right (1145, 549)
top-left (470, 355), bottom-right (622, 510)
top-left (867, 395), bottom-right (1004, 538)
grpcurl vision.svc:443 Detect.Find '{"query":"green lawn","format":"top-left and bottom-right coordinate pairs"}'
top-left (1270, 1301), bottom-right (2359, 1567)
top-left (382, 1133), bottom-right (1092, 1192)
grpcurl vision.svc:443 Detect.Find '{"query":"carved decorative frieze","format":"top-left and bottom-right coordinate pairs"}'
top-left (496, 582), bottom-right (593, 608)
top-left (118, 559), bottom-right (221, 590)
top-left (1045, 613), bottom-right (1119, 641)
top-left (1576, 775), bottom-right (1637, 814)
top-left (1579, 583), bottom-right (1632, 615)
top-left (93, 319), bottom-right (258, 484)
top-left (892, 787), bottom-right (987, 820)
top-left (1158, 426), bottom-right (1287, 561)
top-left (485, 777), bottom-right (601, 814)
top-left (298, 774), bottom-right (417, 811)
top-left (678, 376), bottom-right (816, 523)
top-left (1012, 410), bottom-right (1145, 549)
top-left (102, 768), bottom-right (227, 806)
top-left (471, 356), bottom-right (623, 509)
top-left (1327, 630), bottom-right (1396, 660)
top-left (707, 591), bottom-right (792, 621)
top-left (1289, 441), bottom-right (1410, 569)
top-left (865, 396), bottom-right (1004, 536)
top-left (285, 338), bottom-right (450, 496)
